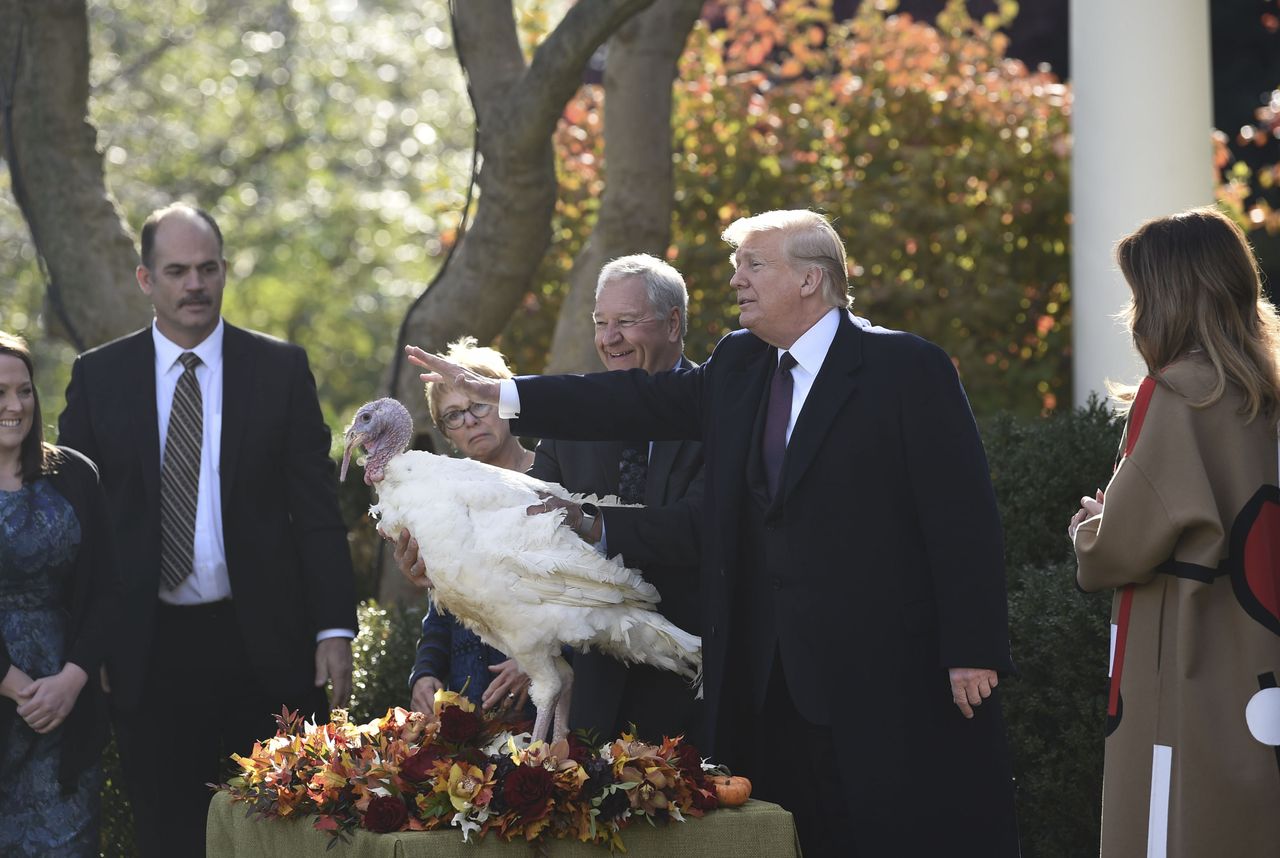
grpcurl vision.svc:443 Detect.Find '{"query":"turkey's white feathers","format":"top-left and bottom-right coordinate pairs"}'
top-left (368, 450), bottom-right (702, 710)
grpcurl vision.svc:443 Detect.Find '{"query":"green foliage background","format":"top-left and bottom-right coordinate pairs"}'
top-left (0, 0), bottom-right (1072, 432)
top-left (516, 0), bottom-right (1071, 418)
top-left (1, 0), bottom-right (474, 436)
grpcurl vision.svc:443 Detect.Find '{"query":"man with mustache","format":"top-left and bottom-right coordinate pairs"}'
top-left (58, 204), bottom-right (357, 856)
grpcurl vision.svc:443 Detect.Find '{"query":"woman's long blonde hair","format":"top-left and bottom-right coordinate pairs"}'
top-left (1113, 206), bottom-right (1280, 422)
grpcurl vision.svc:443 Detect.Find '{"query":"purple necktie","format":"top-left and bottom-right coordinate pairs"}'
top-left (763, 351), bottom-right (797, 499)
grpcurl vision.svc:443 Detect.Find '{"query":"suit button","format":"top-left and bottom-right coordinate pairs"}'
top-left (709, 624), bottom-right (717, 638)
top-left (719, 566), bottom-right (726, 578)
top-left (771, 577), bottom-right (782, 590)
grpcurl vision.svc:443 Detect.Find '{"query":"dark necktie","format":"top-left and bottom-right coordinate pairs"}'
top-left (160, 352), bottom-right (203, 591)
top-left (763, 351), bottom-right (797, 499)
top-left (618, 442), bottom-right (649, 505)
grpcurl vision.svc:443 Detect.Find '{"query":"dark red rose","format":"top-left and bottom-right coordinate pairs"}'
top-left (401, 746), bottom-right (440, 782)
top-left (566, 734), bottom-right (595, 765)
top-left (502, 764), bottom-right (555, 818)
top-left (438, 706), bottom-right (483, 744)
top-left (691, 785), bottom-right (719, 812)
top-left (363, 795), bottom-right (408, 832)
top-left (595, 786), bottom-right (631, 822)
top-left (674, 743), bottom-right (705, 782)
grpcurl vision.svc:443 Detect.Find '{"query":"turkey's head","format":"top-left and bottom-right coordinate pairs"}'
top-left (341, 397), bottom-right (414, 486)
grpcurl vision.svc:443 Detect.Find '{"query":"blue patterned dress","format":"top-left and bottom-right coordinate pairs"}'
top-left (0, 480), bottom-right (102, 856)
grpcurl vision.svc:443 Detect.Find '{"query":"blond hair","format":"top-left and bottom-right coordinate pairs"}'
top-left (1112, 206), bottom-right (1280, 421)
top-left (424, 336), bottom-right (515, 426)
top-left (722, 209), bottom-right (851, 309)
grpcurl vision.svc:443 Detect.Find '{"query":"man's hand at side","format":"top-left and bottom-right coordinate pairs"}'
top-left (948, 667), bottom-right (998, 719)
top-left (316, 637), bottom-right (354, 707)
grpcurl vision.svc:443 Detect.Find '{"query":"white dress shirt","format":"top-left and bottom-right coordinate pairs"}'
top-left (153, 321), bottom-right (230, 605)
top-left (776, 307), bottom-right (842, 444)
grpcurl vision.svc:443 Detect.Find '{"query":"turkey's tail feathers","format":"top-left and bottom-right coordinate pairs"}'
top-left (595, 610), bottom-right (702, 690)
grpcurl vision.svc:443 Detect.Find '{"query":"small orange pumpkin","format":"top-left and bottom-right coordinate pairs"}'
top-left (710, 774), bottom-right (752, 807)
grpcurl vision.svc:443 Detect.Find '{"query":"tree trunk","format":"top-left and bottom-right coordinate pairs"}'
top-left (0, 0), bottom-right (149, 350)
top-left (544, 0), bottom-right (703, 374)
top-left (377, 0), bottom-right (656, 607)
top-left (389, 0), bottom-right (657, 408)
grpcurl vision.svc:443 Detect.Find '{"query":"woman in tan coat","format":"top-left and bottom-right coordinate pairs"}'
top-left (1070, 207), bottom-right (1280, 858)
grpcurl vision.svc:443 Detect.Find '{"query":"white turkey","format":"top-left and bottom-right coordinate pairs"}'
top-left (340, 397), bottom-right (701, 742)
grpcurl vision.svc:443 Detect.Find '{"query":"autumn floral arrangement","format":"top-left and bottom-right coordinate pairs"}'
top-left (221, 692), bottom-right (730, 849)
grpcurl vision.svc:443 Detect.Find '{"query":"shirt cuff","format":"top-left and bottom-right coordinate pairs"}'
top-left (316, 628), bottom-right (356, 643)
top-left (498, 379), bottom-right (522, 419)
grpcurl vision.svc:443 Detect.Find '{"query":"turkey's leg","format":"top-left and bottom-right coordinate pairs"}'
top-left (551, 658), bottom-right (574, 742)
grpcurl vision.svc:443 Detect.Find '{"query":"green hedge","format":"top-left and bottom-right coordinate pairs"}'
top-left (99, 403), bottom-right (1123, 857)
top-left (985, 398), bottom-right (1123, 858)
top-left (348, 601), bottom-right (428, 725)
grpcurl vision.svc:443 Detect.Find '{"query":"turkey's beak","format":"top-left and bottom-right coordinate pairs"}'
top-left (339, 431), bottom-right (364, 483)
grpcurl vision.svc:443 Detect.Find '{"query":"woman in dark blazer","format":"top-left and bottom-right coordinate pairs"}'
top-left (0, 332), bottom-right (119, 857)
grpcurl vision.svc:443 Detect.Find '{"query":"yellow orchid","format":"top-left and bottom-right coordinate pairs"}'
top-left (445, 762), bottom-right (493, 812)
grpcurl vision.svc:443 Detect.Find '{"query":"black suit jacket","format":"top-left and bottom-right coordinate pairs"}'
top-left (58, 323), bottom-right (357, 711)
top-left (526, 356), bottom-right (704, 741)
top-left (512, 313), bottom-right (1018, 853)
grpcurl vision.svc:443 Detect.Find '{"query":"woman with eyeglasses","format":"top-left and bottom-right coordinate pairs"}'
top-left (402, 337), bottom-right (536, 719)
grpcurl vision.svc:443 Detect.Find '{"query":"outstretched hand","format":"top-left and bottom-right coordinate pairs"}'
top-left (405, 345), bottom-right (503, 404)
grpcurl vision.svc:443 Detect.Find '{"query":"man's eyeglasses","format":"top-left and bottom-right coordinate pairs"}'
top-left (592, 316), bottom-right (656, 330)
top-left (439, 401), bottom-right (494, 429)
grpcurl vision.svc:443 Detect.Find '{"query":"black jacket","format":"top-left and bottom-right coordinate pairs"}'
top-left (0, 447), bottom-right (120, 793)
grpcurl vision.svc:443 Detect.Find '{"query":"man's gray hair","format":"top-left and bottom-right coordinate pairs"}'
top-left (596, 253), bottom-right (689, 337)
top-left (722, 210), bottom-right (852, 309)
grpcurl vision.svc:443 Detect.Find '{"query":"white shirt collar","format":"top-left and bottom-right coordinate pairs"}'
top-left (780, 307), bottom-right (841, 374)
top-left (152, 319), bottom-right (225, 372)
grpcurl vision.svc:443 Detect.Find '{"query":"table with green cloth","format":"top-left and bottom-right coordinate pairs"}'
top-left (207, 791), bottom-right (800, 857)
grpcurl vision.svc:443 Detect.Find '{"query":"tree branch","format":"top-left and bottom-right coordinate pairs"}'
top-left (508, 0), bottom-right (657, 153)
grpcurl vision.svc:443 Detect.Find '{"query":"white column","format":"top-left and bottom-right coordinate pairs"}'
top-left (1070, 0), bottom-right (1214, 405)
